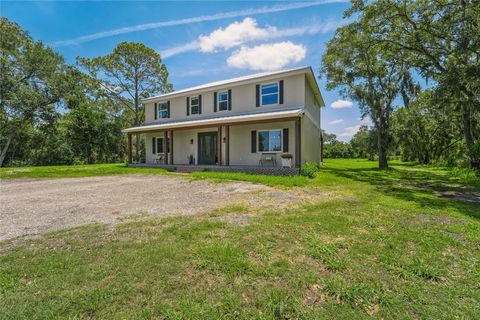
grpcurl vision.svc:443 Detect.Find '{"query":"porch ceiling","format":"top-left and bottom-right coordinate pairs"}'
top-left (122, 107), bottom-right (304, 134)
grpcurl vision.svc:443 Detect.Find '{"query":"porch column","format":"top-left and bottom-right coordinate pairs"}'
top-left (169, 130), bottom-right (174, 165)
top-left (217, 126), bottom-right (222, 165)
top-left (164, 131), bottom-right (168, 164)
top-left (128, 133), bottom-right (133, 164)
top-left (225, 125), bottom-right (230, 166)
top-left (295, 119), bottom-right (301, 168)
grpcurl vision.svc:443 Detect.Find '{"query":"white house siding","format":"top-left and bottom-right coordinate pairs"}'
top-left (145, 128), bottom-right (218, 165)
top-left (299, 77), bottom-right (321, 165)
top-left (301, 116), bottom-right (321, 165)
top-left (144, 73), bottom-right (305, 124)
top-left (304, 75), bottom-right (321, 127)
top-left (228, 120), bottom-right (296, 167)
top-left (145, 120), bottom-right (297, 167)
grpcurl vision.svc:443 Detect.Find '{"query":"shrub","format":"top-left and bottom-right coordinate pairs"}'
top-left (300, 162), bottom-right (320, 178)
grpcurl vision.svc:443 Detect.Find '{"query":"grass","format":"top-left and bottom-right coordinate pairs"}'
top-left (0, 163), bottom-right (167, 179)
top-left (190, 170), bottom-right (310, 187)
top-left (1, 159), bottom-right (479, 319)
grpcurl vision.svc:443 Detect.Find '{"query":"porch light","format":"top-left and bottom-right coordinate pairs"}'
top-left (190, 139), bottom-right (194, 144)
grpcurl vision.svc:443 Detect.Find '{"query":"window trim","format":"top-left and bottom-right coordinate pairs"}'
top-left (217, 90), bottom-right (229, 112)
top-left (189, 95), bottom-right (200, 115)
top-left (257, 129), bottom-right (283, 153)
top-left (260, 81), bottom-right (279, 106)
top-left (155, 137), bottom-right (165, 154)
top-left (157, 101), bottom-right (169, 119)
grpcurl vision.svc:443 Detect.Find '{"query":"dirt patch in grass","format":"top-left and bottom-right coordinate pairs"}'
top-left (210, 213), bottom-right (256, 226)
top-left (412, 214), bottom-right (467, 226)
top-left (303, 283), bottom-right (326, 307)
top-left (403, 182), bottom-right (480, 205)
top-left (435, 190), bottom-right (480, 205)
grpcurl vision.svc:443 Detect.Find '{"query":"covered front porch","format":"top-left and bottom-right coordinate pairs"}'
top-left (125, 108), bottom-right (304, 175)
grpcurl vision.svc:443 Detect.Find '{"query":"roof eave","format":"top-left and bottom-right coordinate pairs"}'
top-left (122, 108), bottom-right (304, 134)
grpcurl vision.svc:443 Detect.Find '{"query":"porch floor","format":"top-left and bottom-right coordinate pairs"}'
top-left (129, 164), bottom-right (299, 176)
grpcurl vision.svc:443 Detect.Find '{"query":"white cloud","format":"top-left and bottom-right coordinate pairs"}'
top-left (330, 99), bottom-right (353, 109)
top-left (52, 0), bottom-right (347, 47)
top-left (199, 18), bottom-right (274, 52)
top-left (338, 125), bottom-right (361, 141)
top-left (329, 119), bottom-right (344, 125)
top-left (161, 18), bottom-right (349, 59)
top-left (160, 42), bottom-right (200, 59)
top-left (226, 41), bottom-right (306, 71)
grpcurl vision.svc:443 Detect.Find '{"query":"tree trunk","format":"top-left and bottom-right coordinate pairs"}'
top-left (462, 103), bottom-right (479, 169)
top-left (0, 134), bottom-right (13, 167)
top-left (376, 114), bottom-right (389, 169)
top-left (377, 132), bottom-right (389, 169)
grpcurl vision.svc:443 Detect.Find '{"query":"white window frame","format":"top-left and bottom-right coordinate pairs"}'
top-left (156, 137), bottom-right (165, 154)
top-left (260, 81), bottom-right (279, 106)
top-left (158, 101), bottom-right (169, 119)
top-left (190, 95), bottom-right (200, 115)
top-left (217, 90), bottom-right (229, 111)
top-left (258, 129), bottom-right (282, 153)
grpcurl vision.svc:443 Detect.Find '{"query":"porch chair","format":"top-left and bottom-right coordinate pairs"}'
top-left (259, 153), bottom-right (277, 167)
top-left (154, 154), bottom-right (165, 164)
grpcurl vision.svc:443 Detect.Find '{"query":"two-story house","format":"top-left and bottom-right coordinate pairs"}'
top-left (123, 66), bottom-right (324, 174)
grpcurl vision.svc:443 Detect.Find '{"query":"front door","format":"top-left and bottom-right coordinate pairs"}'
top-left (198, 132), bottom-right (217, 165)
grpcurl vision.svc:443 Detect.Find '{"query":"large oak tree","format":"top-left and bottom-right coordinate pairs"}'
top-left (348, 0), bottom-right (480, 168)
top-left (321, 21), bottom-right (415, 169)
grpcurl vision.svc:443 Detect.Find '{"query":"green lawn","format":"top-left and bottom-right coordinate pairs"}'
top-left (0, 163), bottom-right (168, 179)
top-left (1, 159), bottom-right (479, 319)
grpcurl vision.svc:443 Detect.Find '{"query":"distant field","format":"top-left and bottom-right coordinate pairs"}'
top-left (1, 159), bottom-right (479, 319)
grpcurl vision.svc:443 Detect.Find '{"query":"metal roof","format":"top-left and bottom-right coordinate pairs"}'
top-left (122, 107), bottom-right (304, 133)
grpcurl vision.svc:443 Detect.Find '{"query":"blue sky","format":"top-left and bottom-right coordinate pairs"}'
top-left (2, 0), bottom-right (372, 141)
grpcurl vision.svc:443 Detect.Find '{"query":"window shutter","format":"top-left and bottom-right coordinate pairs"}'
top-left (255, 85), bottom-right (260, 107)
top-left (251, 130), bottom-right (257, 153)
top-left (167, 101), bottom-right (170, 118)
top-left (152, 137), bottom-right (156, 154)
top-left (213, 92), bottom-right (217, 112)
top-left (283, 128), bottom-right (289, 152)
top-left (228, 89), bottom-right (232, 110)
top-left (279, 80), bottom-right (284, 104)
top-left (154, 103), bottom-right (158, 120)
top-left (199, 94), bottom-right (202, 114)
top-left (186, 97), bottom-right (190, 116)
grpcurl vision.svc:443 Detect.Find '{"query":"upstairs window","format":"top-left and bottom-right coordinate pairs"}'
top-left (218, 91), bottom-right (229, 111)
top-left (190, 96), bottom-right (200, 115)
top-left (261, 83), bottom-right (279, 106)
top-left (258, 130), bottom-right (282, 152)
top-left (158, 101), bottom-right (169, 119)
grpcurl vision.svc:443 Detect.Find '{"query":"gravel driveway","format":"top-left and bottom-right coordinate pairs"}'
top-left (0, 175), bottom-right (303, 241)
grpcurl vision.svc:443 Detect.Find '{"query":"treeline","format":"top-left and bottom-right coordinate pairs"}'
top-left (321, 0), bottom-right (479, 170)
top-left (324, 90), bottom-right (474, 166)
top-left (323, 126), bottom-right (376, 160)
top-left (0, 18), bottom-right (171, 167)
